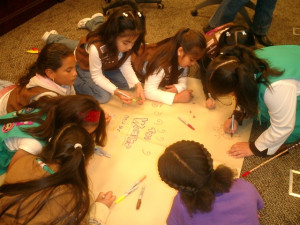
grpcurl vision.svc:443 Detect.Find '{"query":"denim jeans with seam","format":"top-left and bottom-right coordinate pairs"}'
top-left (74, 64), bottom-right (129, 103)
top-left (46, 15), bottom-right (104, 50)
top-left (208, 0), bottom-right (277, 35)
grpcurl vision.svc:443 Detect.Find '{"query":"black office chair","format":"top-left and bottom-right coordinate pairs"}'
top-left (103, 0), bottom-right (164, 16)
top-left (190, 0), bottom-right (256, 26)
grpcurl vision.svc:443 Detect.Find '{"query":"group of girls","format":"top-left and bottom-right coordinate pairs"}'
top-left (0, 2), bottom-right (299, 224)
top-left (0, 95), bottom-right (113, 224)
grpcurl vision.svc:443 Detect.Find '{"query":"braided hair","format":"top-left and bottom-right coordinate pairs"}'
top-left (158, 140), bottom-right (234, 215)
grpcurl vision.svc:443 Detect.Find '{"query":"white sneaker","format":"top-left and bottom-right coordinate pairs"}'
top-left (77, 18), bottom-right (91, 29)
top-left (42, 30), bottom-right (58, 41)
top-left (77, 13), bottom-right (103, 29)
top-left (91, 13), bottom-right (103, 19)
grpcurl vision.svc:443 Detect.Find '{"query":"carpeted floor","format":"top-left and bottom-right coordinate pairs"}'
top-left (0, 0), bottom-right (300, 224)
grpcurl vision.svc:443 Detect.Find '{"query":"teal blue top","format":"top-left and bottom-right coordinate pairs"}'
top-left (0, 108), bottom-right (46, 175)
top-left (255, 45), bottom-right (300, 144)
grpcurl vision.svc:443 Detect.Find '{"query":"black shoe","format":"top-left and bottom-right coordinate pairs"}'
top-left (203, 24), bottom-right (215, 34)
top-left (254, 34), bottom-right (274, 46)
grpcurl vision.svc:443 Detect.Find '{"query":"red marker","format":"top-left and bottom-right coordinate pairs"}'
top-left (178, 117), bottom-right (195, 130)
top-left (242, 140), bottom-right (300, 177)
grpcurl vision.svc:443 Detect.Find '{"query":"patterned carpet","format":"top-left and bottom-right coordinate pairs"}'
top-left (0, 0), bottom-right (299, 224)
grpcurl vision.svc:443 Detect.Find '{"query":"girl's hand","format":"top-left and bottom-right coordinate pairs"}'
top-left (227, 142), bottom-right (254, 158)
top-left (96, 191), bottom-right (116, 208)
top-left (104, 112), bottom-right (111, 125)
top-left (165, 85), bottom-right (178, 93)
top-left (173, 90), bottom-right (193, 103)
top-left (205, 97), bottom-right (216, 109)
top-left (223, 117), bottom-right (238, 135)
top-left (135, 82), bottom-right (145, 104)
top-left (114, 89), bottom-right (133, 104)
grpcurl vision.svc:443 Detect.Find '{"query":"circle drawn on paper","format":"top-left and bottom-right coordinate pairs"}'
top-left (154, 119), bottom-right (163, 125)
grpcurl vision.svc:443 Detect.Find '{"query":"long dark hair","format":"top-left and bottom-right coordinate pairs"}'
top-left (158, 140), bottom-right (234, 215)
top-left (18, 43), bottom-right (74, 86)
top-left (207, 45), bottom-right (283, 117)
top-left (145, 28), bottom-right (206, 80)
top-left (87, 5), bottom-right (146, 55)
top-left (0, 95), bottom-right (107, 146)
top-left (0, 124), bottom-right (95, 224)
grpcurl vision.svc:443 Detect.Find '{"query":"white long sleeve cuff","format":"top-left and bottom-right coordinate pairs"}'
top-left (255, 79), bottom-right (298, 155)
top-left (144, 69), bottom-right (177, 105)
top-left (89, 202), bottom-right (110, 225)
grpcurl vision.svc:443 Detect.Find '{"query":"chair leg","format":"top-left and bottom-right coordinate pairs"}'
top-left (191, 0), bottom-right (223, 17)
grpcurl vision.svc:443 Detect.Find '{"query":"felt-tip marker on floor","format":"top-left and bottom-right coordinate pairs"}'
top-left (178, 116), bottom-right (195, 130)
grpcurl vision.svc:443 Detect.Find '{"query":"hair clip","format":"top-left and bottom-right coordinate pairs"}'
top-left (74, 143), bottom-right (82, 149)
top-left (122, 12), bottom-right (128, 17)
top-left (242, 30), bottom-right (247, 35)
top-left (226, 31), bottom-right (231, 37)
top-left (137, 11), bottom-right (142, 17)
top-left (79, 111), bottom-right (101, 122)
top-left (48, 137), bottom-right (52, 142)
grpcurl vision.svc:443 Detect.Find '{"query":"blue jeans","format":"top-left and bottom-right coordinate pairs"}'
top-left (208, 0), bottom-right (277, 35)
top-left (46, 34), bottom-right (79, 50)
top-left (74, 65), bottom-right (130, 103)
top-left (46, 16), bottom-right (104, 50)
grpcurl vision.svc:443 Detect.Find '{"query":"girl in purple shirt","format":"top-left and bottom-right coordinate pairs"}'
top-left (158, 140), bottom-right (264, 225)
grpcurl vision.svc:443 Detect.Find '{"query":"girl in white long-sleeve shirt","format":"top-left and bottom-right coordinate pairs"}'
top-left (132, 28), bottom-right (206, 105)
top-left (207, 45), bottom-right (300, 158)
top-left (74, 6), bottom-right (146, 104)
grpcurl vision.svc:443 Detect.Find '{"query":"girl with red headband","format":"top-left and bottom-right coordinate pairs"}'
top-left (0, 124), bottom-right (115, 224)
top-left (0, 94), bottom-right (106, 177)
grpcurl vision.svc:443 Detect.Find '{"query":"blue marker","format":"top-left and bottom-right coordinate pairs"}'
top-left (94, 146), bottom-right (111, 158)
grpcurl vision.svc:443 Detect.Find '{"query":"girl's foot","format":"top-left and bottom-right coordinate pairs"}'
top-left (77, 13), bottom-right (103, 29)
top-left (42, 30), bottom-right (58, 41)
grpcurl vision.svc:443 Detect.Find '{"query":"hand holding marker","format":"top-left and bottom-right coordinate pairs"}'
top-left (115, 175), bottom-right (146, 203)
top-left (117, 90), bottom-right (137, 102)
